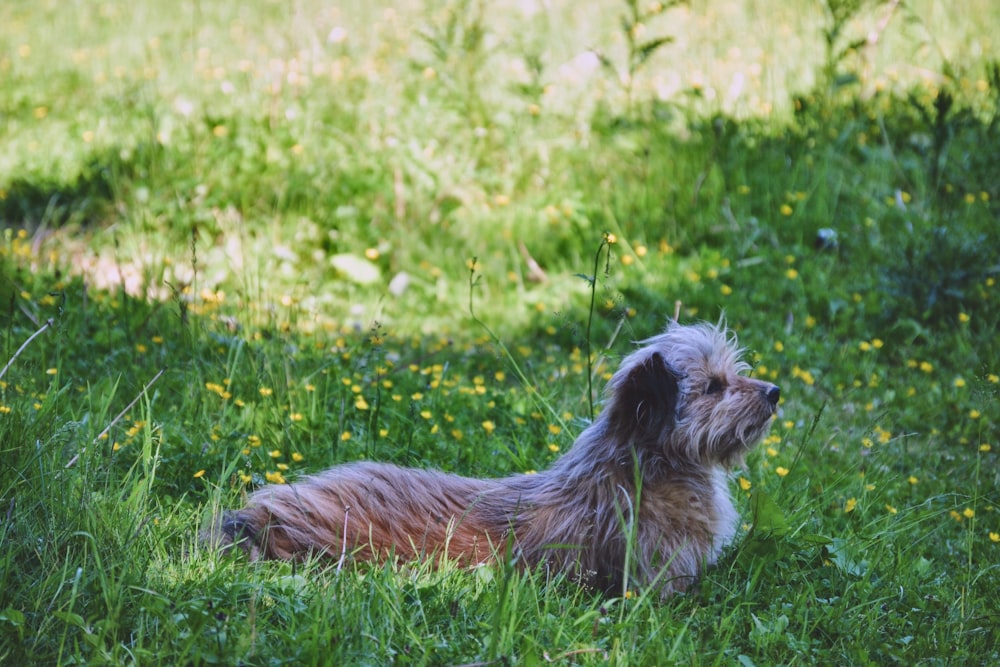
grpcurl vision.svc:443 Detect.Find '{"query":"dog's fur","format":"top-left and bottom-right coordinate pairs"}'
top-left (214, 321), bottom-right (780, 596)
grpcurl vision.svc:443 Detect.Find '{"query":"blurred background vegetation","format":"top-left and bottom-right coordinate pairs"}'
top-left (2, 0), bottom-right (997, 338)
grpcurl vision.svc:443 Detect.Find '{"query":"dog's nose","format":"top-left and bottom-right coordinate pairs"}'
top-left (765, 384), bottom-right (780, 406)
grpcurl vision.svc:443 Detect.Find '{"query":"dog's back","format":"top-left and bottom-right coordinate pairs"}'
top-left (219, 462), bottom-right (504, 564)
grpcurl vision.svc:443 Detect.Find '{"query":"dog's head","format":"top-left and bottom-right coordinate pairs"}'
top-left (605, 321), bottom-right (779, 469)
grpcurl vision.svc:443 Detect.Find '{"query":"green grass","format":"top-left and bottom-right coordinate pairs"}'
top-left (2, 0), bottom-right (999, 663)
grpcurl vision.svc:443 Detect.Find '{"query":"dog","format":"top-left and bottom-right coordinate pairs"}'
top-left (214, 321), bottom-right (780, 596)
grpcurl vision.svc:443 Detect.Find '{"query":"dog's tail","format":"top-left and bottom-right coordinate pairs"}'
top-left (200, 509), bottom-right (265, 560)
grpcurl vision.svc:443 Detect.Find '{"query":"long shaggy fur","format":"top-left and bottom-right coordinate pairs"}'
top-left (213, 321), bottom-right (780, 596)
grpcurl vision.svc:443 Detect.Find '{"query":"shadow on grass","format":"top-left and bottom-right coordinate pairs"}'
top-left (0, 148), bottom-right (130, 229)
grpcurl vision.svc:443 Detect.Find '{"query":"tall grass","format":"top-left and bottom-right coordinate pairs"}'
top-left (2, 0), bottom-right (999, 663)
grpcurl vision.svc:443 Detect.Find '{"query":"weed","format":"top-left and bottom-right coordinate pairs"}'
top-left (594, 0), bottom-right (687, 117)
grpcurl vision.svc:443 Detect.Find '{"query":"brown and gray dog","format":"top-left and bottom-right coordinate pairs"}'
top-left (214, 321), bottom-right (780, 596)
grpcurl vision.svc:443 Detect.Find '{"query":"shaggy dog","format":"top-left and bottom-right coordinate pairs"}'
top-left (215, 321), bottom-right (780, 596)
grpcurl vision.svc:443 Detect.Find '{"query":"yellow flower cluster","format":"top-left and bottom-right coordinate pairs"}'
top-left (205, 381), bottom-right (232, 400)
top-left (111, 419), bottom-right (147, 452)
top-left (791, 365), bottom-right (815, 386)
top-left (858, 339), bottom-right (884, 352)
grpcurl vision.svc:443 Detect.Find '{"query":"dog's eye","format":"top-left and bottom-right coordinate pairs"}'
top-left (706, 378), bottom-right (724, 395)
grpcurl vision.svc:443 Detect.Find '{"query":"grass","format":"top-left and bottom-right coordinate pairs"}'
top-left (2, 0), bottom-right (999, 663)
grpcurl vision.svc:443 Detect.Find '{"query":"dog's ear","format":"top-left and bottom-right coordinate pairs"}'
top-left (611, 351), bottom-right (680, 439)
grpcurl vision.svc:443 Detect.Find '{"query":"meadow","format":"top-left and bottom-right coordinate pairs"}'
top-left (1, 0), bottom-right (999, 663)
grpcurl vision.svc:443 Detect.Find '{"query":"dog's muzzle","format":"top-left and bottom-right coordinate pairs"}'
top-left (764, 384), bottom-right (780, 409)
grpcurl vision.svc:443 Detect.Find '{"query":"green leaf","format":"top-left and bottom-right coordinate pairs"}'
top-left (635, 37), bottom-right (674, 66)
top-left (796, 533), bottom-right (833, 546)
top-left (0, 608), bottom-right (25, 626)
top-left (749, 488), bottom-right (788, 536)
top-left (825, 537), bottom-right (868, 577)
top-left (53, 610), bottom-right (88, 629)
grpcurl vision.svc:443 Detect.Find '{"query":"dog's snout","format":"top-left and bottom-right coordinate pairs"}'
top-left (765, 384), bottom-right (780, 407)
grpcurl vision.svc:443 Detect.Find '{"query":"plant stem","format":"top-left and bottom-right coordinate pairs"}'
top-left (0, 318), bottom-right (54, 381)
